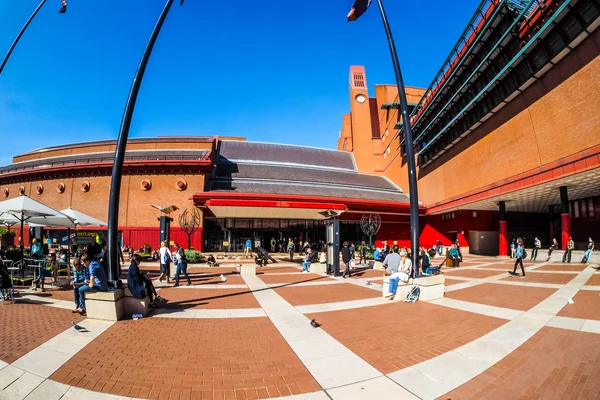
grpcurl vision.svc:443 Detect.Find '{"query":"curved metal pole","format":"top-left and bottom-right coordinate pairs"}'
top-left (375, 0), bottom-right (421, 277)
top-left (0, 0), bottom-right (47, 75)
top-left (107, 0), bottom-right (174, 286)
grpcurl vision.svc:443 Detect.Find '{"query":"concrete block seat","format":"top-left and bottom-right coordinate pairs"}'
top-left (237, 264), bottom-right (256, 276)
top-left (123, 288), bottom-right (151, 317)
top-left (382, 274), bottom-right (445, 302)
top-left (84, 288), bottom-right (124, 321)
top-left (309, 263), bottom-right (326, 274)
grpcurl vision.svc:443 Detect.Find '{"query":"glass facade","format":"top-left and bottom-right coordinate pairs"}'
top-left (203, 218), bottom-right (367, 253)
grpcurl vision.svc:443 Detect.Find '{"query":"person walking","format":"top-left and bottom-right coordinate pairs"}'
top-left (358, 241), bottom-right (367, 265)
top-left (583, 237), bottom-right (595, 263)
top-left (270, 237), bottom-right (276, 253)
top-left (436, 240), bottom-right (442, 256)
top-left (547, 238), bottom-right (559, 261)
top-left (341, 241), bottom-right (352, 278)
top-left (349, 243), bottom-right (355, 260)
top-left (509, 239), bottom-right (526, 278)
top-left (531, 237), bottom-right (541, 260)
top-left (158, 241), bottom-right (171, 284)
top-left (173, 243), bottom-right (191, 287)
top-left (244, 238), bottom-right (252, 258)
top-left (288, 239), bottom-right (295, 261)
top-left (563, 237), bottom-right (574, 263)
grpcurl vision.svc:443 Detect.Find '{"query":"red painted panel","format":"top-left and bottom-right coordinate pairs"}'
top-left (499, 221), bottom-right (508, 256)
top-left (561, 213), bottom-right (571, 250)
top-left (121, 227), bottom-right (203, 252)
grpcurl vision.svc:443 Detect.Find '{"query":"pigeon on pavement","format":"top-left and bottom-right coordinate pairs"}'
top-left (310, 319), bottom-right (321, 328)
top-left (72, 321), bottom-right (87, 332)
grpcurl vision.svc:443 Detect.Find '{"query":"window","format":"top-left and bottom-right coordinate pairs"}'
top-left (571, 197), bottom-right (596, 219)
top-left (589, 198), bottom-right (595, 217)
top-left (471, 211), bottom-right (478, 219)
top-left (573, 201), bottom-right (580, 219)
top-left (387, 146), bottom-right (391, 154)
top-left (581, 200), bottom-right (588, 218)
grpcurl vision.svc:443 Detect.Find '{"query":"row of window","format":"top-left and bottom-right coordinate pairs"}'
top-left (570, 197), bottom-right (596, 219)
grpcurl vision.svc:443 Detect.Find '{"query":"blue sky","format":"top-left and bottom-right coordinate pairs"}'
top-left (0, 0), bottom-right (480, 166)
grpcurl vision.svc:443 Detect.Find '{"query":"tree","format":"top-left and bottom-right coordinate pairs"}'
top-left (178, 208), bottom-right (201, 250)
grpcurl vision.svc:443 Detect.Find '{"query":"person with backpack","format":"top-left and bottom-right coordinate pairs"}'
top-left (583, 237), bottom-right (595, 263)
top-left (173, 243), bottom-right (191, 287)
top-left (563, 237), bottom-right (574, 263)
top-left (509, 239), bottom-right (526, 278)
top-left (531, 237), bottom-right (541, 261)
top-left (158, 241), bottom-right (172, 284)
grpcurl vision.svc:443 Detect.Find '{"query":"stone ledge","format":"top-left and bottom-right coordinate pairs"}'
top-left (84, 288), bottom-right (123, 302)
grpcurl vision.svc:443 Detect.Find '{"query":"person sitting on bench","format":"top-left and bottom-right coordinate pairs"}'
top-left (33, 252), bottom-right (59, 292)
top-left (127, 254), bottom-right (162, 308)
top-left (449, 245), bottom-right (461, 267)
top-left (302, 248), bottom-right (315, 273)
top-left (384, 247), bottom-right (412, 300)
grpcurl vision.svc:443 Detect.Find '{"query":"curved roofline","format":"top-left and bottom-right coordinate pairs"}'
top-left (17, 136), bottom-right (218, 157)
top-left (218, 159), bottom-right (356, 173)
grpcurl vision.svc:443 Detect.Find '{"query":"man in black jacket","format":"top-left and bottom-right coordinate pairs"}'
top-left (341, 241), bottom-right (352, 278)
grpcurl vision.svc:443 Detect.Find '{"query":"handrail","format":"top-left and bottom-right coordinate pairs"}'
top-left (407, 0), bottom-right (538, 147)
top-left (400, 0), bottom-right (512, 147)
top-left (418, 0), bottom-right (571, 156)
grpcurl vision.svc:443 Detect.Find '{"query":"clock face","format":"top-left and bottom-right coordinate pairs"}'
top-left (355, 94), bottom-right (366, 103)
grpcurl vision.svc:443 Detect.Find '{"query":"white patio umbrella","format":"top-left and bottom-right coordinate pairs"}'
top-left (0, 195), bottom-right (76, 262)
top-left (59, 208), bottom-right (108, 263)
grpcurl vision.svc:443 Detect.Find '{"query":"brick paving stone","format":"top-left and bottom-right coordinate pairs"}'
top-left (350, 270), bottom-right (385, 279)
top-left (274, 283), bottom-right (384, 306)
top-left (557, 291), bottom-right (600, 320)
top-left (259, 274), bottom-right (334, 285)
top-left (187, 275), bottom-right (246, 286)
top-left (440, 327), bottom-right (600, 400)
top-left (27, 286), bottom-right (78, 302)
top-left (475, 262), bottom-right (537, 270)
top-left (158, 288), bottom-right (260, 309)
top-left (500, 272), bottom-right (578, 285)
top-left (370, 279), bottom-right (384, 285)
top-left (0, 303), bottom-right (85, 363)
top-left (50, 318), bottom-right (321, 400)
top-left (443, 269), bottom-right (504, 279)
top-left (585, 274), bottom-right (600, 286)
top-left (446, 283), bottom-right (557, 311)
top-left (307, 302), bottom-right (506, 374)
top-left (187, 267), bottom-right (239, 275)
top-left (536, 264), bottom-right (588, 272)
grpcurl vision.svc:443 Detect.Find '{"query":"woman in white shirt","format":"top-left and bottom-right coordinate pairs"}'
top-left (158, 241), bottom-right (172, 284)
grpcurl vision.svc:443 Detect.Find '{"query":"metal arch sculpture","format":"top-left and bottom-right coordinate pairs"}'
top-left (360, 213), bottom-right (381, 247)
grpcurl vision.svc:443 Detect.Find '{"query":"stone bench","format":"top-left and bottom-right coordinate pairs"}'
top-left (524, 249), bottom-right (599, 263)
top-left (382, 274), bottom-right (445, 302)
top-left (237, 264), bottom-right (256, 276)
top-left (309, 263), bottom-right (327, 274)
top-left (84, 289), bottom-right (124, 321)
top-left (123, 288), bottom-right (151, 317)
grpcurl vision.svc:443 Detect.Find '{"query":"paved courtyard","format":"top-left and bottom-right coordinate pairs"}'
top-left (1, 254), bottom-right (599, 399)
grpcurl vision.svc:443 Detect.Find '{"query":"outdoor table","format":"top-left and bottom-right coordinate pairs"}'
top-left (29, 260), bottom-right (45, 282)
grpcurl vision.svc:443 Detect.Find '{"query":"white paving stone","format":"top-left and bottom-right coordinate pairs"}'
top-left (581, 319), bottom-right (600, 334)
top-left (0, 360), bottom-right (7, 371)
top-left (0, 372), bottom-right (44, 400)
top-left (388, 366), bottom-right (456, 400)
top-left (296, 298), bottom-right (384, 314)
top-left (327, 376), bottom-right (418, 399)
top-left (11, 347), bottom-right (72, 379)
top-left (23, 379), bottom-right (69, 400)
top-left (0, 366), bottom-right (25, 391)
top-left (229, 308), bottom-right (267, 318)
top-left (302, 353), bottom-right (380, 390)
top-left (243, 275), bottom-right (382, 390)
top-left (546, 316), bottom-right (586, 331)
top-left (60, 386), bottom-right (132, 400)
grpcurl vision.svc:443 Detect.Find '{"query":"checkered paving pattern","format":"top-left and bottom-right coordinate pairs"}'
top-left (500, 272), bottom-right (578, 285)
top-left (273, 282), bottom-right (380, 306)
top-left (536, 264), bottom-right (588, 272)
top-left (441, 327), bottom-right (600, 399)
top-left (443, 269), bottom-right (505, 279)
top-left (187, 274), bottom-right (246, 286)
top-left (558, 291), bottom-right (600, 321)
top-left (258, 273), bottom-right (334, 285)
top-left (444, 278), bottom-right (468, 286)
top-left (349, 269), bottom-right (385, 279)
top-left (446, 283), bottom-right (557, 311)
top-left (50, 318), bottom-right (321, 399)
top-left (27, 286), bottom-right (78, 302)
top-left (158, 288), bottom-right (260, 310)
top-left (0, 303), bottom-right (85, 363)
top-left (308, 302), bottom-right (506, 373)
top-left (256, 266), bottom-right (304, 274)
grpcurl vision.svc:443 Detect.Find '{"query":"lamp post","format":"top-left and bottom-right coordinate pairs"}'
top-left (0, 0), bottom-right (47, 75)
top-left (106, 0), bottom-right (174, 287)
top-left (375, 0), bottom-right (421, 277)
